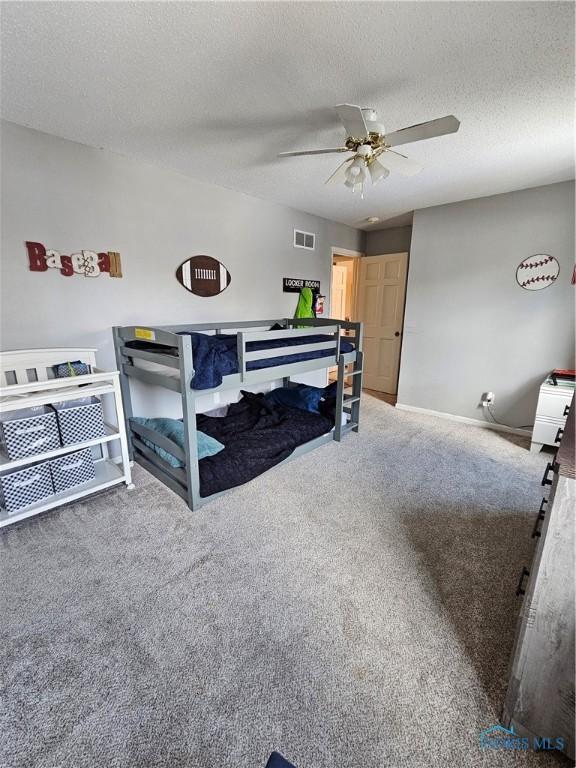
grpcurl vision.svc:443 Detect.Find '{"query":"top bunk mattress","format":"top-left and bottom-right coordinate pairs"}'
top-left (129, 331), bottom-right (354, 390)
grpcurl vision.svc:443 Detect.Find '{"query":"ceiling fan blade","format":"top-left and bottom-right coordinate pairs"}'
top-left (385, 115), bottom-right (460, 147)
top-left (335, 104), bottom-right (369, 138)
top-left (378, 150), bottom-right (423, 177)
top-left (278, 147), bottom-right (348, 157)
top-left (325, 157), bottom-right (354, 185)
top-left (368, 158), bottom-right (390, 185)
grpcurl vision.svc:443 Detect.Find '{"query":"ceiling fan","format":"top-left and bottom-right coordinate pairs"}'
top-left (278, 104), bottom-right (460, 197)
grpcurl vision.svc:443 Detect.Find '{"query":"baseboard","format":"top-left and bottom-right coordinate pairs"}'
top-left (394, 403), bottom-right (531, 437)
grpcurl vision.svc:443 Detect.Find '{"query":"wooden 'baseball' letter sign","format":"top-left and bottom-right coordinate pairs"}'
top-left (26, 242), bottom-right (123, 278)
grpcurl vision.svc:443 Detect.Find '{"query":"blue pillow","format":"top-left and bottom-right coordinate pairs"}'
top-left (265, 383), bottom-right (324, 413)
top-left (130, 417), bottom-right (224, 468)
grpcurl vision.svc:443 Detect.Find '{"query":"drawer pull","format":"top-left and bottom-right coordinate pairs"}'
top-left (532, 505), bottom-right (546, 538)
top-left (15, 424), bottom-right (46, 436)
top-left (13, 473), bottom-right (41, 489)
top-left (516, 567), bottom-right (530, 597)
top-left (555, 427), bottom-right (564, 444)
top-left (60, 459), bottom-right (83, 471)
top-left (541, 462), bottom-right (558, 486)
top-left (532, 516), bottom-right (543, 538)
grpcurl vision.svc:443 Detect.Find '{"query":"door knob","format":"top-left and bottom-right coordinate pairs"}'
top-left (394, 331), bottom-right (400, 337)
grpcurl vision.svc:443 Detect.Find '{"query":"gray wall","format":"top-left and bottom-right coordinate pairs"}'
top-left (1, 122), bottom-right (363, 412)
top-left (398, 181), bottom-right (575, 427)
top-left (365, 226), bottom-right (412, 255)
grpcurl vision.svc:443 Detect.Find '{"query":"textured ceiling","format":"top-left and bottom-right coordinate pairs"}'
top-left (1, 1), bottom-right (574, 229)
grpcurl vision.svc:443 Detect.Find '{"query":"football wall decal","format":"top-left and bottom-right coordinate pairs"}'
top-left (176, 255), bottom-right (231, 297)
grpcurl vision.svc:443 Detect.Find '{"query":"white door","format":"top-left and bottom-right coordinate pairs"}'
top-left (331, 264), bottom-right (348, 319)
top-left (357, 253), bottom-right (408, 394)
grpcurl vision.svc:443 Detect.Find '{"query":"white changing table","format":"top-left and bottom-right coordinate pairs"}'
top-left (0, 348), bottom-right (132, 527)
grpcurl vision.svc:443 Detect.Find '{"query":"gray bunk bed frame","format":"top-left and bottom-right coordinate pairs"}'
top-left (113, 317), bottom-right (363, 511)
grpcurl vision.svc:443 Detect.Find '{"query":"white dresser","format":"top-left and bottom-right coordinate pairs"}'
top-left (530, 375), bottom-right (574, 453)
top-left (503, 395), bottom-right (575, 760)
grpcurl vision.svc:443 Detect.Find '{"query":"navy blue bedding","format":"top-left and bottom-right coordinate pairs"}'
top-left (197, 391), bottom-right (333, 497)
top-left (177, 331), bottom-right (354, 390)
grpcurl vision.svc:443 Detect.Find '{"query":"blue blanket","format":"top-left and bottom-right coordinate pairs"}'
top-left (178, 332), bottom-right (354, 390)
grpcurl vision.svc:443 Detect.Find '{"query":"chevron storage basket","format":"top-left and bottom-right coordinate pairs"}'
top-left (0, 461), bottom-right (54, 513)
top-left (0, 406), bottom-right (60, 460)
top-left (52, 397), bottom-right (105, 445)
top-left (50, 448), bottom-right (96, 493)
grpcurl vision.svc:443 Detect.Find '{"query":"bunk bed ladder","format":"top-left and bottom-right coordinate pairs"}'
top-left (334, 350), bottom-right (363, 441)
top-left (113, 326), bottom-right (135, 459)
top-left (178, 333), bottom-right (202, 511)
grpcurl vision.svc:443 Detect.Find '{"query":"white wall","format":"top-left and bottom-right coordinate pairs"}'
top-left (398, 181), bottom-right (575, 427)
top-left (1, 122), bottom-right (363, 413)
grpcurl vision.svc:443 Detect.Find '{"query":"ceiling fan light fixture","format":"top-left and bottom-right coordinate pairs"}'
top-left (279, 103), bottom-right (460, 197)
top-left (368, 158), bottom-right (390, 185)
top-left (345, 157), bottom-right (366, 185)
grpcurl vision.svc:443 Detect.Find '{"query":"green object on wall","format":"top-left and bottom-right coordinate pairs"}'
top-left (294, 286), bottom-right (315, 326)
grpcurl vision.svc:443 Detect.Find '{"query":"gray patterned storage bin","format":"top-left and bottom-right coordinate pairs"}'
top-left (52, 397), bottom-right (105, 445)
top-left (0, 462), bottom-right (54, 513)
top-left (0, 406), bottom-right (60, 459)
top-left (50, 448), bottom-right (95, 493)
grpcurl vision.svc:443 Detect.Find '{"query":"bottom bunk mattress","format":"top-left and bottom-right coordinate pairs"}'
top-left (197, 391), bottom-right (333, 497)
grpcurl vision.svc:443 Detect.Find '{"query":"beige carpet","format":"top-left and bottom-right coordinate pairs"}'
top-left (0, 395), bottom-right (568, 768)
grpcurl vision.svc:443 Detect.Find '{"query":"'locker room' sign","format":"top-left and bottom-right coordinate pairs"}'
top-left (283, 277), bottom-right (320, 293)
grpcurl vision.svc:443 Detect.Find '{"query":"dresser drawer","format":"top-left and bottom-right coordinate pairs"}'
top-left (532, 419), bottom-right (565, 447)
top-left (537, 388), bottom-right (573, 420)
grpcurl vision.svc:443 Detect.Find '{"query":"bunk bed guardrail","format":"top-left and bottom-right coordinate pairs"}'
top-left (114, 320), bottom-right (356, 385)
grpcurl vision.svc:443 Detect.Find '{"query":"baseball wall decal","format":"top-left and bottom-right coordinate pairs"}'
top-left (176, 255), bottom-right (231, 297)
top-left (516, 254), bottom-right (560, 291)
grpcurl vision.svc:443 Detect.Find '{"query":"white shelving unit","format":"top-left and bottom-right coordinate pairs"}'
top-left (0, 348), bottom-right (133, 527)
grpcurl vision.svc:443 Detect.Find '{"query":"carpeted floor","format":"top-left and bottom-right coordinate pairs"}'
top-left (0, 395), bottom-right (569, 768)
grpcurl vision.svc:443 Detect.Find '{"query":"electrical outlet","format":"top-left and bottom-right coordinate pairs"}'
top-left (481, 391), bottom-right (495, 406)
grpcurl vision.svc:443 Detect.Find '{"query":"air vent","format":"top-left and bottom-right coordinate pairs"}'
top-left (294, 229), bottom-right (315, 250)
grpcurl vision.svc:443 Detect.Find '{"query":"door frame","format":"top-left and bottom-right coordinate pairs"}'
top-left (328, 247), bottom-right (363, 385)
top-left (330, 247), bottom-right (363, 320)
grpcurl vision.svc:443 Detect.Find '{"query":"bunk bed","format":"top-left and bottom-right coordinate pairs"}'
top-left (113, 318), bottom-right (363, 511)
